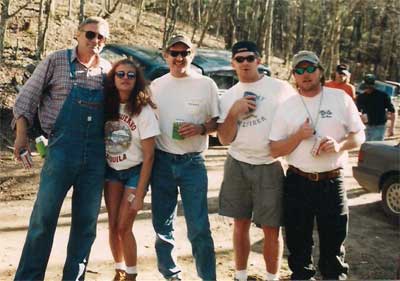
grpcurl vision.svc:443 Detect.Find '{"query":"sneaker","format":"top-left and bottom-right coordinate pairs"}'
top-left (165, 276), bottom-right (182, 281)
top-left (125, 273), bottom-right (137, 281)
top-left (113, 269), bottom-right (126, 281)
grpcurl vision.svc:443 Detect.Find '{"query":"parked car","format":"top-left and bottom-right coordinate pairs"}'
top-left (100, 44), bottom-right (271, 92)
top-left (352, 141), bottom-right (400, 222)
top-left (356, 79), bottom-right (399, 99)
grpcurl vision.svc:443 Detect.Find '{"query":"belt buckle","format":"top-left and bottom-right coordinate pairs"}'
top-left (309, 172), bottom-right (319, 181)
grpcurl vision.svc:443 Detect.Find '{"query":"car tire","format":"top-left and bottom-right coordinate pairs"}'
top-left (381, 175), bottom-right (400, 222)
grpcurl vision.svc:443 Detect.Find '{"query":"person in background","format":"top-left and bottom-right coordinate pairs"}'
top-left (356, 74), bottom-right (396, 141)
top-left (103, 59), bottom-right (160, 281)
top-left (269, 50), bottom-right (365, 280)
top-left (217, 41), bottom-right (296, 281)
top-left (12, 17), bottom-right (111, 280)
top-left (149, 34), bottom-right (218, 281)
top-left (325, 64), bottom-right (356, 100)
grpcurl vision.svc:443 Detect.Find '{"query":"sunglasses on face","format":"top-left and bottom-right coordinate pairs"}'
top-left (83, 30), bottom-right (105, 41)
top-left (293, 65), bottom-right (318, 75)
top-left (115, 71), bottom-right (136, 80)
top-left (234, 55), bottom-right (256, 63)
top-left (168, 50), bottom-right (191, 57)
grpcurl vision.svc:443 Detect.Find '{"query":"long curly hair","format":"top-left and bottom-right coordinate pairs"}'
top-left (104, 59), bottom-right (156, 121)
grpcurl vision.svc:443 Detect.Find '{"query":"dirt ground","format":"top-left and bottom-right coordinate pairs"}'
top-left (0, 136), bottom-right (399, 280)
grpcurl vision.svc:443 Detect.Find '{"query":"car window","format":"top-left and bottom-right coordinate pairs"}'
top-left (208, 72), bottom-right (238, 89)
top-left (100, 49), bottom-right (127, 64)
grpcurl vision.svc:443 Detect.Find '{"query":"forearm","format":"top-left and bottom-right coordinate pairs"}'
top-left (389, 110), bottom-right (396, 130)
top-left (202, 117), bottom-right (218, 135)
top-left (339, 131), bottom-right (365, 151)
top-left (269, 132), bottom-right (303, 158)
top-left (217, 112), bottom-right (239, 145)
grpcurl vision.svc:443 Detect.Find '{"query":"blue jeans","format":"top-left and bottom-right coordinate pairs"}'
top-left (151, 150), bottom-right (216, 280)
top-left (284, 170), bottom-right (349, 280)
top-left (365, 124), bottom-right (386, 141)
top-left (15, 50), bottom-right (105, 281)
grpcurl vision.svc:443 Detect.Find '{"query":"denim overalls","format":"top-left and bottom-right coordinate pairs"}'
top-left (15, 50), bottom-right (106, 281)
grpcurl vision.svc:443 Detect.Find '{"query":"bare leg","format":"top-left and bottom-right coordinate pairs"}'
top-left (233, 218), bottom-right (252, 270)
top-left (262, 226), bottom-right (283, 275)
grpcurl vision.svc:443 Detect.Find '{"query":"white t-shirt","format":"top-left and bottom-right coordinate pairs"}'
top-left (150, 72), bottom-right (219, 154)
top-left (218, 75), bottom-right (296, 165)
top-left (105, 104), bottom-right (160, 170)
top-left (269, 86), bottom-right (365, 172)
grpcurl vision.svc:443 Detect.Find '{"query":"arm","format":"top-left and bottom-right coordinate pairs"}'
top-left (178, 117), bottom-right (218, 138)
top-left (318, 130), bottom-right (365, 154)
top-left (269, 118), bottom-right (314, 158)
top-left (217, 96), bottom-right (256, 145)
top-left (14, 117), bottom-right (30, 160)
top-left (385, 97), bottom-right (396, 137)
top-left (130, 137), bottom-right (155, 211)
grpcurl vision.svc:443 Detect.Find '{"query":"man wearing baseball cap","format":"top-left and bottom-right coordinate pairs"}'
top-left (325, 64), bottom-right (356, 100)
top-left (356, 74), bottom-right (396, 141)
top-left (269, 50), bottom-right (365, 280)
top-left (218, 40), bottom-right (296, 281)
top-left (150, 34), bottom-right (218, 280)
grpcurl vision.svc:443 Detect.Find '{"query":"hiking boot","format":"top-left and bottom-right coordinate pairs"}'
top-left (125, 273), bottom-right (137, 281)
top-left (113, 269), bottom-right (126, 281)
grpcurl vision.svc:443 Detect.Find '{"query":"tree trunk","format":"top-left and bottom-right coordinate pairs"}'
top-left (162, 0), bottom-right (178, 49)
top-left (198, 0), bottom-right (220, 47)
top-left (68, 0), bottom-right (72, 18)
top-left (35, 0), bottom-right (44, 59)
top-left (133, 0), bottom-right (145, 31)
top-left (0, 0), bottom-right (10, 61)
top-left (263, 0), bottom-right (274, 65)
top-left (79, 0), bottom-right (85, 23)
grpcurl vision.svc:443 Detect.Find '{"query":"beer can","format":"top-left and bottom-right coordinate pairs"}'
top-left (243, 91), bottom-right (257, 112)
top-left (310, 136), bottom-right (323, 157)
top-left (172, 119), bottom-right (184, 140)
top-left (20, 149), bottom-right (33, 169)
top-left (35, 136), bottom-right (47, 158)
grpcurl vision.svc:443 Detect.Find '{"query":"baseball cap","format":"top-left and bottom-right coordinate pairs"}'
top-left (364, 74), bottom-right (376, 85)
top-left (336, 64), bottom-right (350, 76)
top-left (232, 41), bottom-right (260, 56)
top-left (292, 50), bottom-right (320, 68)
top-left (165, 34), bottom-right (192, 50)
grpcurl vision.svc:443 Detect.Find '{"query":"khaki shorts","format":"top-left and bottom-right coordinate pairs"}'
top-left (218, 154), bottom-right (284, 227)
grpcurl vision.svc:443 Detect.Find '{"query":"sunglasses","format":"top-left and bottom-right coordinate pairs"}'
top-left (83, 30), bottom-right (105, 41)
top-left (234, 55), bottom-right (256, 63)
top-left (115, 71), bottom-right (136, 80)
top-left (169, 50), bottom-right (191, 57)
top-left (293, 65), bottom-right (318, 75)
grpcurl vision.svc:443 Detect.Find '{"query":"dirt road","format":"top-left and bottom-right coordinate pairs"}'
top-left (0, 145), bottom-right (398, 280)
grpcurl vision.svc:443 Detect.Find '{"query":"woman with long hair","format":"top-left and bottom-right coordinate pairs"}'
top-left (104, 59), bottom-right (160, 281)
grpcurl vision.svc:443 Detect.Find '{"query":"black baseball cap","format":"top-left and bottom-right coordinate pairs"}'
top-left (364, 74), bottom-right (376, 86)
top-left (336, 64), bottom-right (350, 76)
top-left (232, 41), bottom-right (260, 57)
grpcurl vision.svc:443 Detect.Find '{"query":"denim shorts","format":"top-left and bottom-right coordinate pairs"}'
top-left (105, 164), bottom-right (142, 189)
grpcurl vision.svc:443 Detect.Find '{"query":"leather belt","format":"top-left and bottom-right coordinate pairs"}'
top-left (288, 165), bottom-right (342, 182)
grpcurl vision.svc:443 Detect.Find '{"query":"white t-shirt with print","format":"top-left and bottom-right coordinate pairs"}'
top-left (105, 104), bottom-right (160, 170)
top-left (150, 72), bottom-right (219, 155)
top-left (218, 75), bottom-right (296, 165)
top-left (269, 86), bottom-right (365, 172)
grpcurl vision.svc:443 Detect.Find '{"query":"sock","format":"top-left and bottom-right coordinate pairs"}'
top-left (126, 266), bottom-right (137, 274)
top-left (235, 269), bottom-right (247, 281)
top-left (115, 262), bottom-right (126, 271)
top-left (266, 271), bottom-right (279, 281)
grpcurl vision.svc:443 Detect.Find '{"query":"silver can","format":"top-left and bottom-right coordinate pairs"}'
top-left (310, 136), bottom-right (323, 157)
top-left (20, 149), bottom-right (33, 169)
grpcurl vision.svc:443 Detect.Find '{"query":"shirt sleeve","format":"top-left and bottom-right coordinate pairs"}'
top-left (12, 54), bottom-right (55, 128)
top-left (137, 106), bottom-right (161, 140)
top-left (269, 103), bottom-right (289, 141)
top-left (344, 94), bottom-right (365, 133)
top-left (384, 94), bottom-right (395, 113)
top-left (208, 79), bottom-right (220, 119)
top-left (217, 89), bottom-right (235, 123)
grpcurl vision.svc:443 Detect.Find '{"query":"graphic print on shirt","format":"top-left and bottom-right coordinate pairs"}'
top-left (238, 93), bottom-right (266, 127)
top-left (105, 113), bottom-right (136, 163)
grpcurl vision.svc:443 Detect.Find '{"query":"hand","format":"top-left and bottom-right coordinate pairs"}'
top-left (388, 128), bottom-right (394, 137)
top-left (319, 136), bottom-right (340, 154)
top-left (296, 118), bottom-right (314, 140)
top-left (14, 134), bottom-right (30, 161)
top-left (130, 197), bottom-right (144, 212)
top-left (230, 96), bottom-right (256, 117)
top-left (178, 123), bottom-right (203, 138)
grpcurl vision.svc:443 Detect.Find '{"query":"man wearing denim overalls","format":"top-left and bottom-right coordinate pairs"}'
top-left (150, 34), bottom-right (218, 281)
top-left (12, 17), bottom-right (111, 281)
